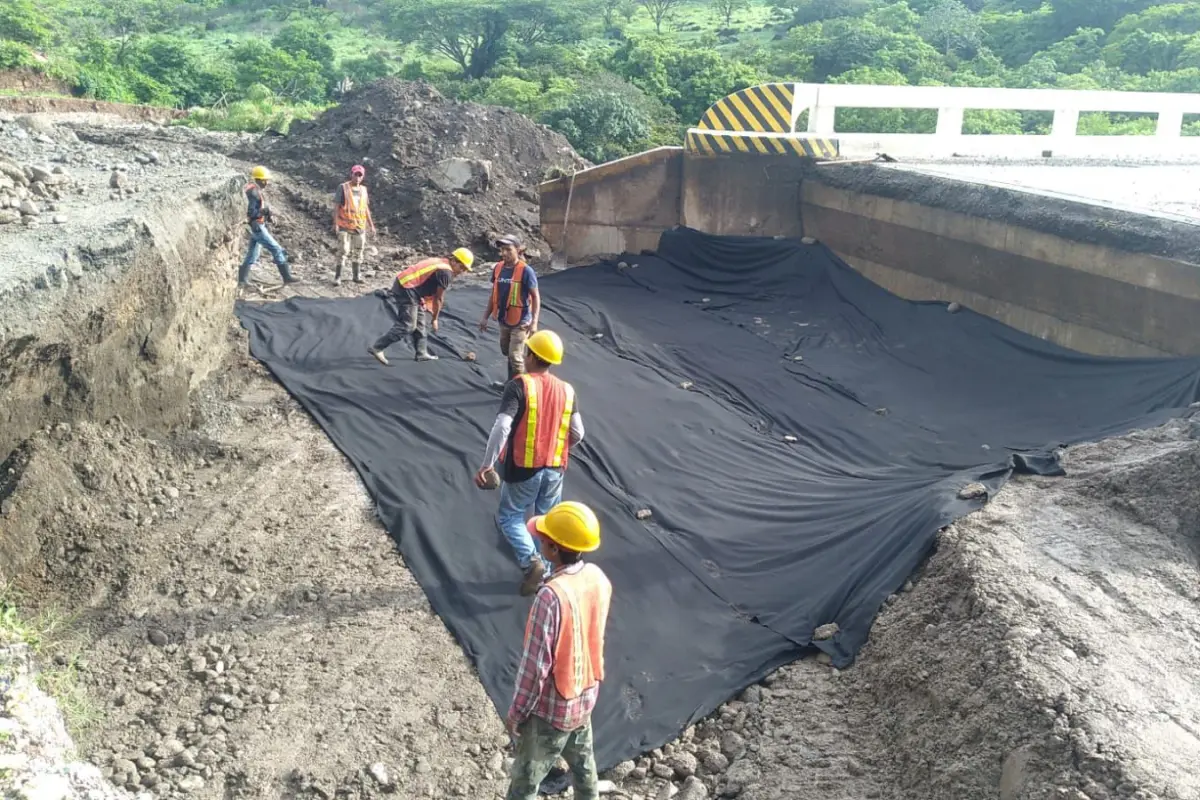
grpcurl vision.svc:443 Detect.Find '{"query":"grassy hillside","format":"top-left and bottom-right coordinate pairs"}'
top-left (2, 0), bottom-right (1199, 160)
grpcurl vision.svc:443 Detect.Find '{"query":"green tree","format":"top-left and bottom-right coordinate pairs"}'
top-left (542, 87), bottom-right (652, 161)
top-left (272, 21), bottom-right (335, 68)
top-left (386, 0), bottom-right (590, 79)
top-left (609, 36), bottom-right (761, 125)
top-left (711, 0), bottom-right (750, 29)
top-left (231, 41), bottom-right (328, 102)
top-left (640, 0), bottom-right (685, 34)
top-left (919, 0), bottom-right (981, 57)
top-left (74, 0), bottom-right (187, 65)
top-left (0, 0), bottom-right (53, 47)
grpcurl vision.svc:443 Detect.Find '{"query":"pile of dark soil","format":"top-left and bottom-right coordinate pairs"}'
top-left (239, 79), bottom-right (589, 262)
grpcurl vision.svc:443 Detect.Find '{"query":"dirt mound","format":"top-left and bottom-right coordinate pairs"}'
top-left (240, 80), bottom-right (588, 263)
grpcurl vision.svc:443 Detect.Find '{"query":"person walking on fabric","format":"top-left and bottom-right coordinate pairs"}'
top-left (505, 501), bottom-right (612, 800)
top-left (332, 164), bottom-right (377, 286)
top-left (479, 234), bottom-right (541, 381)
top-left (474, 329), bottom-right (585, 596)
top-left (368, 248), bottom-right (474, 365)
top-left (238, 165), bottom-right (297, 290)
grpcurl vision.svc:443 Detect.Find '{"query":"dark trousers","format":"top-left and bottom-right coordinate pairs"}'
top-left (372, 288), bottom-right (429, 354)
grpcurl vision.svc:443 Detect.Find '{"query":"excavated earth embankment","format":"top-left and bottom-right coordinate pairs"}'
top-left (0, 115), bottom-right (248, 582)
top-left (3, 103), bottom-right (1200, 800)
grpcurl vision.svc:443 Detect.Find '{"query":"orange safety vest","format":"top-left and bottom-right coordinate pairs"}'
top-left (245, 182), bottom-right (266, 223)
top-left (524, 563), bottom-right (612, 700)
top-left (490, 261), bottom-right (529, 326)
top-left (335, 181), bottom-right (369, 231)
top-left (396, 257), bottom-right (453, 310)
top-left (504, 372), bottom-right (575, 470)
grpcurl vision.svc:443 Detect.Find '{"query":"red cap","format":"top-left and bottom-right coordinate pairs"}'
top-left (526, 516), bottom-right (546, 537)
top-left (351, 164), bottom-right (365, 175)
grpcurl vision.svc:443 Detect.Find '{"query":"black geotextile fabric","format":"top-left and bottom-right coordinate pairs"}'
top-left (236, 226), bottom-right (1200, 771)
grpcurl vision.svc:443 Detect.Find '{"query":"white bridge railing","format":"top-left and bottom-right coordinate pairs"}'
top-left (796, 83), bottom-right (1200, 159)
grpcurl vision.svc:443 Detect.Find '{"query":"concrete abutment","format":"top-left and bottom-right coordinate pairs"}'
top-left (540, 150), bottom-right (1200, 357)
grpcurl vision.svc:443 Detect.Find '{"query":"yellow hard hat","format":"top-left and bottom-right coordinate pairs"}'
top-left (451, 247), bottom-right (474, 270)
top-left (250, 165), bottom-right (270, 181)
top-left (526, 329), bottom-right (563, 365)
top-left (529, 501), bottom-right (600, 553)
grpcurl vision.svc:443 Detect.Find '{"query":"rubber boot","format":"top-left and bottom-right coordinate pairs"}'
top-left (352, 260), bottom-right (363, 284)
top-left (368, 346), bottom-right (389, 365)
top-left (334, 261), bottom-right (343, 287)
top-left (413, 332), bottom-right (438, 362)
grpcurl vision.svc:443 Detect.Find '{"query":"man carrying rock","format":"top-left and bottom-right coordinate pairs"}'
top-left (505, 501), bottom-right (611, 800)
top-left (479, 235), bottom-right (541, 381)
top-left (474, 330), bottom-right (584, 595)
top-left (332, 164), bottom-right (376, 286)
top-left (238, 165), bottom-right (297, 290)
top-left (368, 248), bottom-right (474, 365)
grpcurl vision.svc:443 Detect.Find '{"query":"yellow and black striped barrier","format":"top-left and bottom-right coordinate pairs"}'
top-left (697, 83), bottom-right (796, 134)
top-left (686, 129), bottom-right (840, 159)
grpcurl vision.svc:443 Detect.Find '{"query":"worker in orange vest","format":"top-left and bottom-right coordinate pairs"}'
top-left (505, 501), bottom-right (611, 800)
top-left (474, 330), bottom-right (584, 595)
top-left (478, 234), bottom-right (541, 381)
top-left (368, 248), bottom-right (474, 365)
top-left (333, 164), bottom-right (376, 286)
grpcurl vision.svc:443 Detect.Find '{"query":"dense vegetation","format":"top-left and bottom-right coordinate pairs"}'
top-left (2, 0), bottom-right (1199, 160)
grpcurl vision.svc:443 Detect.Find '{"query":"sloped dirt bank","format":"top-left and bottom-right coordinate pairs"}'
top-left (848, 417), bottom-right (1200, 800)
top-left (0, 117), bottom-right (247, 582)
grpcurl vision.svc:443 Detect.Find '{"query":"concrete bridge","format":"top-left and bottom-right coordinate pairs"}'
top-left (540, 83), bottom-right (1200, 359)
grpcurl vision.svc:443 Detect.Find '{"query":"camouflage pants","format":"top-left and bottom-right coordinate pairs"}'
top-left (506, 715), bottom-right (598, 800)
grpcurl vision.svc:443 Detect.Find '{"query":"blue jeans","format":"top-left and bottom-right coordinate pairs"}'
top-left (238, 224), bottom-right (293, 283)
top-left (496, 468), bottom-right (563, 571)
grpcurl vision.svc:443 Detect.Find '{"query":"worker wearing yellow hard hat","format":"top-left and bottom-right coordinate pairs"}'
top-left (368, 248), bottom-right (474, 365)
top-left (506, 500), bottom-right (611, 800)
top-left (475, 328), bottom-right (584, 595)
top-left (238, 165), bottom-right (298, 292)
top-left (479, 234), bottom-right (542, 381)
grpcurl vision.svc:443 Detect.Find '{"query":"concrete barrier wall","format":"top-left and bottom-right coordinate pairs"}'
top-left (803, 171), bottom-right (1200, 357)
top-left (540, 147), bottom-right (683, 262)
top-left (539, 149), bottom-right (1200, 357)
top-left (680, 152), bottom-right (807, 237)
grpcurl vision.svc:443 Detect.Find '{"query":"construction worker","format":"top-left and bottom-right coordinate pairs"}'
top-left (368, 248), bottom-right (474, 365)
top-left (332, 164), bottom-right (376, 286)
top-left (505, 501), bottom-right (611, 800)
top-left (474, 330), bottom-right (584, 595)
top-left (479, 234), bottom-right (541, 380)
top-left (238, 165), bottom-right (297, 289)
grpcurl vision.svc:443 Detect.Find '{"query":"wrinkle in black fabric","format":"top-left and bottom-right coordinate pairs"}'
top-left (236, 227), bottom-right (1200, 772)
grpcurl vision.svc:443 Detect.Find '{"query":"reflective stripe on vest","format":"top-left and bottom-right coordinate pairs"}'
top-left (335, 181), bottom-right (368, 230)
top-left (397, 257), bottom-right (451, 289)
top-left (522, 564), bottom-right (612, 700)
top-left (511, 373), bottom-right (574, 469)
top-left (490, 261), bottom-right (527, 326)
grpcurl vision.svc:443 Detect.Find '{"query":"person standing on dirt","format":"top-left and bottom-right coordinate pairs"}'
top-left (505, 500), bottom-right (611, 800)
top-left (474, 330), bottom-right (584, 596)
top-left (368, 248), bottom-right (475, 365)
top-left (332, 164), bottom-right (376, 286)
top-left (479, 235), bottom-right (541, 381)
top-left (238, 165), bottom-right (298, 290)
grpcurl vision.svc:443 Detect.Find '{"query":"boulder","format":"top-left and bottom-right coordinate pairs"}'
top-left (18, 199), bottom-right (40, 216)
top-left (0, 208), bottom-right (20, 224)
top-left (0, 160), bottom-right (28, 186)
top-left (429, 157), bottom-right (492, 194)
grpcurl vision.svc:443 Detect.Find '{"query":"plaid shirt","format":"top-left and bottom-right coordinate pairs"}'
top-left (507, 562), bottom-right (600, 732)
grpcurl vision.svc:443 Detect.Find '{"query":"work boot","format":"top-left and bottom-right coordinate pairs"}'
top-left (334, 263), bottom-right (343, 286)
top-left (368, 347), bottom-right (389, 365)
top-left (413, 334), bottom-right (438, 362)
top-left (519, 560), bottom-right (546, 597)
top-left (352, 263), bottom-right (363, 284)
